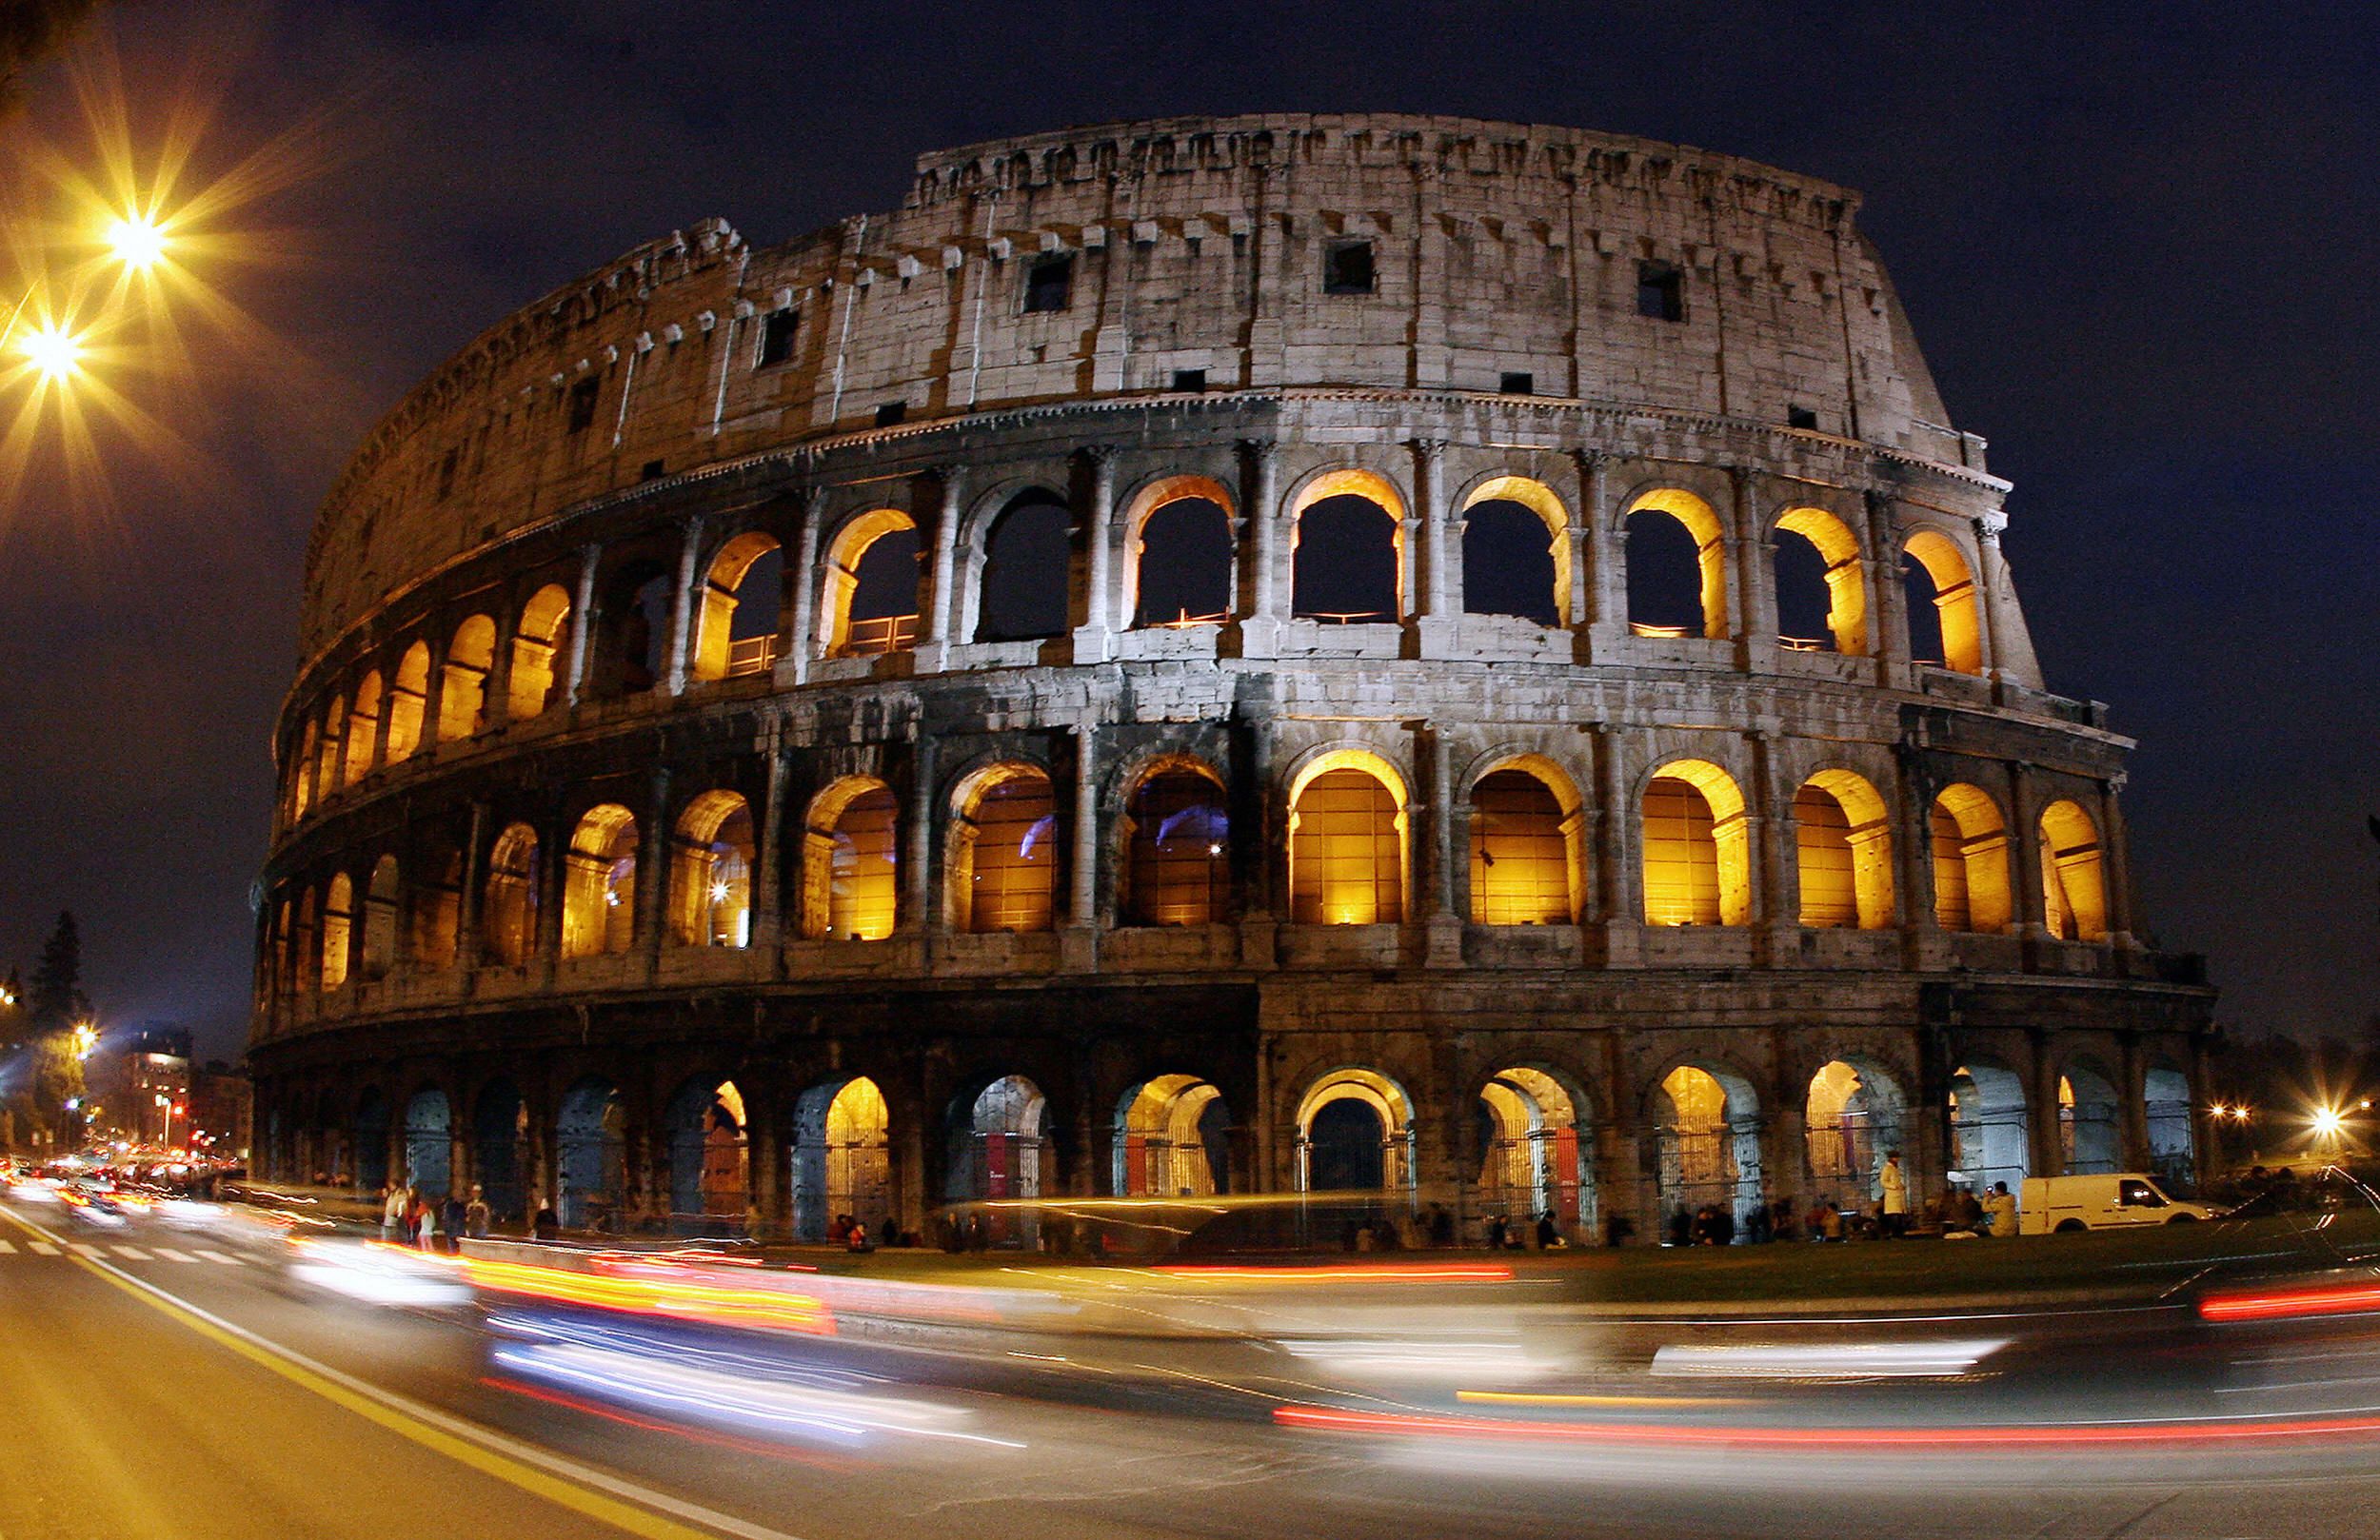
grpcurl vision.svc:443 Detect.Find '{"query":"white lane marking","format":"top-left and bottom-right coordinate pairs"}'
top-left (69, 1243), bottom-right (105, 1258)
top-left (152, 1247), bottom-right (196, 1263)
top-left (3, 1202), bottom-right (820, 1540)
top-left (113, 1245), bottom-right (152, 1261)
top-left (195, 1250), bottom-right (241, 1265)
top-left (30, 1241), bottom-right (58, 1256)
top-left (0, 1238), bottom-right (15, 1254)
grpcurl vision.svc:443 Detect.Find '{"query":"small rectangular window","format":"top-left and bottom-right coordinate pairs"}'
top-left (1499, 371), bottom-right (1535, 396)
top-left (1786, 405), bottom-right (1819, 430)
top-left (565, 377), bottom-right (601, 433)
top-left (436, 447), bottom-right (460, 500)
top-left (756, 307), bottom-right (799, 367)
top-left (1171, 367), bottom-right (1207, 393)
top-left (1023, 253), bottom-right (1073, 313)
top-left (874, 401), bottom-right (908, 427)
top-left (641, 459), bottom-right (666, 481)
top-left (1323, 238), bottom-right (1376, 295)
top-left (1636, 260), bottom-right (1684, 322)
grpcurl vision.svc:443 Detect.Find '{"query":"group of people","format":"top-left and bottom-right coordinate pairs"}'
top-left (825, 1213), bottom-right (902, 1251)
top-left (1660, 1152), bottom-right (2027, 1246)
top-left (376, 1181), bottom-right (491, 1251)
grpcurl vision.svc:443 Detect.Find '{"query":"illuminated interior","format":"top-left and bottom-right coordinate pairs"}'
top-left (290, 719), bottom-right (316, 819)
top-left (1794, 769), bottom-right (1893, 929)
top-left (1902, 529), bottom-right (1982, 674)
top-left (1804, 1058), bottom-right (1906, 1195)
top-left (1930, 782), bottom-right (2011, 932)
top-left (820, 508), bottom-right (919, 657)
top-left (793, 1076), bottom-right (890, 1238)
top-left (692, 531), bottom-right (782, 681)
top-left (320, 872), bottom-right (352, 989)
top-left (409, 849), bottom-right (462, 970)
top-left (803, 777), bottom-right (898, 941)
top-left (1296, 1069), bottom-right (1415, 1193)
top-left (1656, 1064), bottom-right (1761, 1227)
top-left (1949, 1060), bottom-right (2030, 1195)
top-left (1468, 762), bottom-right (1576, 925)
top-left (949, 764), bottom-right (1056, 933)
top-left (1622, 487), bottom-right (1728, 640)
top-left (1640, 760), bottom-right (1749, 926)
top-left (561, 803), bottom-right (639, 958)
top-left (481, 822), bottom-right (541, 966)
top-left (343, 673), bottom-right (382, 786)
top-left (1477, 1066), bottom-right (1588, 1230)
top-left (665, 1077), bottom-right (748, 1217)
top-left (507, 583), bottom-right (572, 720)
top-left (385, 642), bottom-right (429, 764)
top-left (669, 790), bottom-right (753, 948)
top-left (1460, 476), bottom-right (1571, 625)
top-left (1122, 761), bottom-right (1230, 926)
top-left (952, 1076), bottom-right (1049, 1211)
top-left (2038, 798), bottom-right (2108, 941)
top-left (314, 693), bottom-right (344, 798)
top-left (293, 888), bottom-right (318, 994)
top-left (2059, 1063), bottom-right (2120, 1174)
top-left (1287, 752), bottom-right (1406, 925)
top-left (439, 615), bottom-right (495, 740)
top-left (360, 855), bottom-right (401, 979)
top-left (1116, 1074), bottom-right (1227, 1196)
top-left (1772, 506), bottom-right (1868, 654)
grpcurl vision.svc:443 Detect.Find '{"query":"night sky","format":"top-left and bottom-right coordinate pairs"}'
top-left (0, 3), bottom-right (2372, 1063)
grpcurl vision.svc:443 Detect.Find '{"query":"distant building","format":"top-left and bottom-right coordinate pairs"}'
top-left (188, 1060), bottom-right (252, 1164)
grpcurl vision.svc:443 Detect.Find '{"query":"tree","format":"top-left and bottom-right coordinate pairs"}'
top-left (27, 910), bottom-right (86, 1035)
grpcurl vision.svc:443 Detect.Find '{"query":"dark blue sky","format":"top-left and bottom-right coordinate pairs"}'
top-left (1, 2), bottom-right (2372, 1060)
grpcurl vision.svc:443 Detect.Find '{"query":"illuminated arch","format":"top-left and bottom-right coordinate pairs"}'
top-left (1794, 768), bottom-right (1894, 930)
top-left (2039, 799), bottom-right (2108, 941)
top-left (320, 872), bottom-right (353, 990)
top-left (1621, 487), bottom-right (1727, 640)
top-left (1123, 474), bottom-right (1237, 629)
top-left (1460, 475), bottom-right (1571, 625)
top-left (561, 804), bottom-right (639, 958)
top-left (1290, 466), bottom-right (1407, 623)
top-left (1286, 748), bottom-right (1408, 925)
top-left (1950, 1059), bottom-right (2031, 1196)
top-left (1114, 1074), bottom-right (1231, 1196)
top-left (1468, 754), bottom-right (1582, 925)
top-left (1903, 529), bottom-right (1983, 674)
top-left (1295, 1067), bottom-right (1416, 1193)
top-left (663, 1076), bottom-right (748, 1221)
top-left (290, 719), bottom-right (317, 820)
top-left (314, 693), bottom-right (345, 798)
top-left (1477, 1064), bottom-right (1595, 1236)
top-left (1804, 1057), bottom-right (1908, 1201)
top-left (691, 530), bottom-right (783, 681)
top-left (669, 790), bottom-right (754, 948)
top-left (1772, 506), bottom-right (1868, 655)
top-left (792, 1075), bottom-right (890, 1238)
top-left (343, 673), bottom-right (383, 786)
top-left (359, 855), bottom-right (401, 980)
top-left (439, 616), bottom-right (496, 740)
top-left (1655, 1063), bottom-right (1763, 1234)
top-left (1640, 759), bottom-right (1750, 926)
top-left (507, 584), bottom-right (572, 721)
top-left (2059, 1059), bottom-right (2121, 1174)
top-left (1120, 756), bottom-right (1230, 926)
top-left (481, 823), bottom-right (541, 966)
top-left (799, 776), bottom-right (898, 941)
top-left (2144, 1062), bottom-right (2194, 1186)
top-left (1931, 783), bottom-right (2011, 933)
top-left (946, 762), bottom-right (1057, 934)
top-left (386, 642), bottom-right (430, 763)
top-left (976, 488), bottom-right (1073, 642)
top-left (820, 508), bottom-right (921, 658)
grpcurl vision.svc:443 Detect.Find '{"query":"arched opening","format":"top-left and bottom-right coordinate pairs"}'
top-left (292, 888), bottom-right (319, 994)
top-left (1623, 489), bottom-right (1726, 639)
top-left (1948, 1061), bottom-right (2030, 1196)
top-left (1121, 761), bottom-right (1229, 926)
top-left (320, 874), bottom-right (353, 990)
top-left (386, 642), bottom-right (429, 763)
top-left (314, 695), bottom-right (345, 797)
top-left (2060, 1064), bottom-right (2121, 1175)
top-left (1903, 530), bottom-right (1982, 674)
top-left (1772, 507), bottom-right (1867, 654)
top-left (822, 510), bottom-right (922, 658)
top-left (314, 1088), bottom-right (348, 1185)
top-left (1461, 479), bottom-right (1569, 626)
top-left (2145, 1065), bottom-right (2194, 1188)
top-left (343, 673), bottom-right (383, 785)
top-left (403, 1088), bottom-right (451, 1196)
top-left (800, 778), bottom-right (898, 941)
top-left (792, 1076), bottom-right (890, 1241)
top-left (1656, 1065), bottom-right (1762, 1236)
top-left (1795, 770), bottom-right (1894, 930)
top-left (1931, 783), bottom-right (2012, 933)
top-left (1292, 492), bottom-right (1401, 623)
top-left (1476, 1066), bottom-right (1592, 1239)
top-left (360, 855), bottom-right (401, 980)
top-left (947, 1075), bottom-right (1051, 1247)
top-left (471, 1081), bottom-right (529, 1230)
top-left (1288, 751), bottom-right (1406, 925)
top-left (1131, 488), bottom-right (1233, 628)
top-left (482, 823), bottom-right (541, 966)
top-left (1114, 1076), bottom-right (1231, 1196)
top-left (354, 1087), bottom-right (389, 1192)
top-left (668, 790), bottom-right (753, 948)
top-left (976, 489), bottom-right (1073, 642)
top-left (555, 1077), bottom-right (625, 1231)
top-left (1297, 1069), bottom-right (1416, 1194)
top-left (407, 847), bottom-right (462, 971)
top-left (1804, 1059), bottom-right (1909, 1205)
top-left (2040, 800), bottom-right (2109, 941)
top-left (1469, 763), bottom-right (1577, 925)
top-left (1641, 760), bottom-right (1751, 926)
top-left (561, 804), bottom-right (638, 958)
top-left (948, 765), bottom-right (1057, 934)
top-left (507, 584), bottom-right (572, 721)
top-left (438, 617), bottom-right (495, 740)
top-left (290, 721), bottom-right (316, 819)
top-left (692, 532), bottom-right (783, 681)
top-left (664, 1078), bottom-right (748, 1230)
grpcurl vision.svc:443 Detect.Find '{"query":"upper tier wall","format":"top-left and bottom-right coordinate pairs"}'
top-left (302, 114), bottom-right (1967, 655)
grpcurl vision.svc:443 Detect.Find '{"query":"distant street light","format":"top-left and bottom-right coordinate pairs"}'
top-left (104, 209), bottom-right (167, 272)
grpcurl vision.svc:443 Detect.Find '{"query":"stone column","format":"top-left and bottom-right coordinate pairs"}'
top-left (563, 544), bottom-right (601, 706)
top-left (1573, 449), bottom-right (1607, 643)
top-left (1235, 708), bottom-right (1279, 967)
top-left (533, 814), bottom-right (567, 966)
top-left (1864, 488), bottom-right (1911, 687)
top-left (1062, 722), bottom-right (1101, 972)
top-left (752, 733), bottom-right (790, 966)
top-left (2026, 1027), bottom-right (2063, 1177)
top-left (1071, 445), bottom-right (1121, 663)
top-left (1969, 510), bottom-right (2008, 679)
top-left (366, 651), bottom-right (396, 775)
top-left (916, 464), bottom-right (965, 668)
top-left (783, 485), bottom-right (823, 685)
top-left (1424, 724), bottom-right (1462, 967)
top-left (2119, 1034), bottom-right (2152, 1172)
top-left (637, 767), bottom-right (673, 962)
top-left (1891, 746), bottom-right (1934, 949)
top-left (902, 733), bottom-right (938, 939)
top-left (1591, 722), bottom-right (1640, 961)
top-left (1412, 438), bottom-right (1456, 654)
top-left (747, 1099), bottom-right (789, 1239)
top-left (662, 515), bottom-right (707, 696)
top-left (483, 588), bottom-right (517, 732)
top-left (417, 638), bottom-right (450, 759)
top-left (1750, 731), bottom-right (1794, 942)
top-left (1732, 467), bottom-right (1776, 672)
top-left (2099, 775), bottom-right (2139, 949)
top-left (2007, 762), bottom-right (2046, 943)
top-left (1238, 439), bottom-right (1282, 657)
top-left (455, 800), bottom-right (490, 972)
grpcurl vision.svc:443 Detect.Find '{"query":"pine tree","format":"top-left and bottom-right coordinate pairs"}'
top-left (28, 910), bottom-right (85, 1035)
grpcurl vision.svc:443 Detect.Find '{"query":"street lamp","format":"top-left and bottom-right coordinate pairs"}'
top-left (105, 210), bottom-right (168, 273)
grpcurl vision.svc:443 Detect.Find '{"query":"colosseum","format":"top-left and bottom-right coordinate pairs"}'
top-left (249, 112), bottom-right (2214, 1245)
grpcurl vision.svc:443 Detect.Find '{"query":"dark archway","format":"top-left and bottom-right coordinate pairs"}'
top-left (1134, 498), bottom-right (1232, 627)
top-left (472, 1080), bottom-right (528, 1229)
top-left (403, 1088), bottom-right (451, 1196)
top-left (1461, 500), bottom-right (1559, 624)
top-left (556, 1077), bottom-right (625, 1231)
top-left (1293, 495), bottom-right (1398, 622)
top-left (1307, 1098), bottom-right (1386, 1191)
top-left (977, 491), bottom-right (1073, 641)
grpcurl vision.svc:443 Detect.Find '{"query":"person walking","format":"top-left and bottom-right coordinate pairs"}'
top-left (441, 1191), bottom-right (467, 1254)
top-left (415, 1194), bottom-right (439, 1252)
top-left (465, 1183), bottom-right (491, 1239)
top-left (379, 1183), bottom-right (405, 1244)
top-left (1878, 1151), bottom-right (1909, 1238)
top-left (1985, 1180), bottom-right (2019, 1237)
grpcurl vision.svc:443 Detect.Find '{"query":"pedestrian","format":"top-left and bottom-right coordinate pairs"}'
top-left (1769, 1198), bottom-right (1797, 1243)
top-left (1817, 1199), bottom-right (1845, 1241)
top-left (828, 1213), bottom-right (851, 1247)
top-left (1708, 1204), bottom-right (1735, 1247)
top-left (1878, 1150), bottom-right (1909, 1238)
top-left (1485, 1213), bottom-right (1507, 1251)
top-left (532, 1205), bottom-right (559, 1241)
top-left (879, 1215), bottom-right (900, 1248)
top-left (466, 1183), bottom-right (491, 1239)
top-left (415, 1194), bottom-right (439, 1252)
top-left (1667, 1207), bottom-right (1693, 1248)
top-left (1985, 1180), bottom-right (2018, 1237)
top-left (379, 1183), bottom-right (405, 1244)
top-left (1535, 1211), bottom-right (1558, 1250)
top-left (442, 1191), bottom-right (467, 1254)
top-left (1745, 1200), bottom-right (1772, 1245)
top-left (845, 1218), bottom-right (868, 1252)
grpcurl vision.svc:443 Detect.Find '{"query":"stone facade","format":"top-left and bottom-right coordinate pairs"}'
top-left (250, 114), bottom-right (2211, 1244)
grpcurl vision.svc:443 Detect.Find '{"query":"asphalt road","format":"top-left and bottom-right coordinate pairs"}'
top-left (8, 1198), bottom-right (2380, 1540)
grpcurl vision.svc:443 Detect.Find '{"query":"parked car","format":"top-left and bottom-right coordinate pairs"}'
top-left (2019, 1173), bottom-right (2217, 1234)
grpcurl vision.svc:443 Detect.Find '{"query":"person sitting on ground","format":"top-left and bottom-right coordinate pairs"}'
top-left (845, 1218), bottom-right (868, 1253)
top-left (1769, 1198), bottom-right (1797, 1243)
top-left (532, 1205), bottom-right (559, 1242)
top-left (1536, 1211), bottom-right (1559, 1250)
top-left (1485, 1214), bottom-right (1508, 1251)
top-left (1953, 1187), bottom-right (1985, 1234)
top-left (1820, 1200), bottom-right (1846, 1242)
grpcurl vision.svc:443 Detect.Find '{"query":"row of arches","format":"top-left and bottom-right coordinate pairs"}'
top-left (277, 1052), bottom-right (2196, 1241)
top-left (282, 467), bottom-right (1999, 828)
top-left (272, 750), bottom-right (2114, 992)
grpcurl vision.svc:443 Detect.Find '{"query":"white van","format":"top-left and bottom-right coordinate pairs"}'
top-left (2018, 1173), bottom-right (2217, 1234)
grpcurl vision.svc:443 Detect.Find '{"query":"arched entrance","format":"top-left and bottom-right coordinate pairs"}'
top-left (1803, 1059), bottom-right (1908, 1205)
top-left (1948, 1061), bottom-right (2030, 1197)
top-left (1476, 1067), bottom-right (1593, 1240)
top-left (1295, 1070), bottom-right (1416, 1194)
top-left (556, 1077), bottom-right (625, 1231)
top-left (472, 1080), bottom-right (529, 1230)
top-left (403, 1088), bottom-right (451, 1196)
top-left (946, 1076), bottom-right (1051, 1249)
top-left (1114, 1076), bottom-right (1231, 1197)
top-left (354, 1087), bottom-right (389, 1192)
top-left (2061, 1062), bottom-right (2121, 1175)
top-left (1656, 1065), bottom-right (1761, 1237)
top-left (2145, 1064), bottom-right (2194, 1188)
top-left (791, 1076), bottom-right (890, 1241)
top-left (664, 1078), bottom-right (748, 1231)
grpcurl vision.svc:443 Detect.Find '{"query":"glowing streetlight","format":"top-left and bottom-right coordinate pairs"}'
top-left (69, 1020), bottom-right (99, 1061)
top-left (20, 322), bottom-right (84, 381)
top-left (2311, 1104), bottom-right (2345, 1139)
top-left (105, 210), bottom-right (168, 272)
